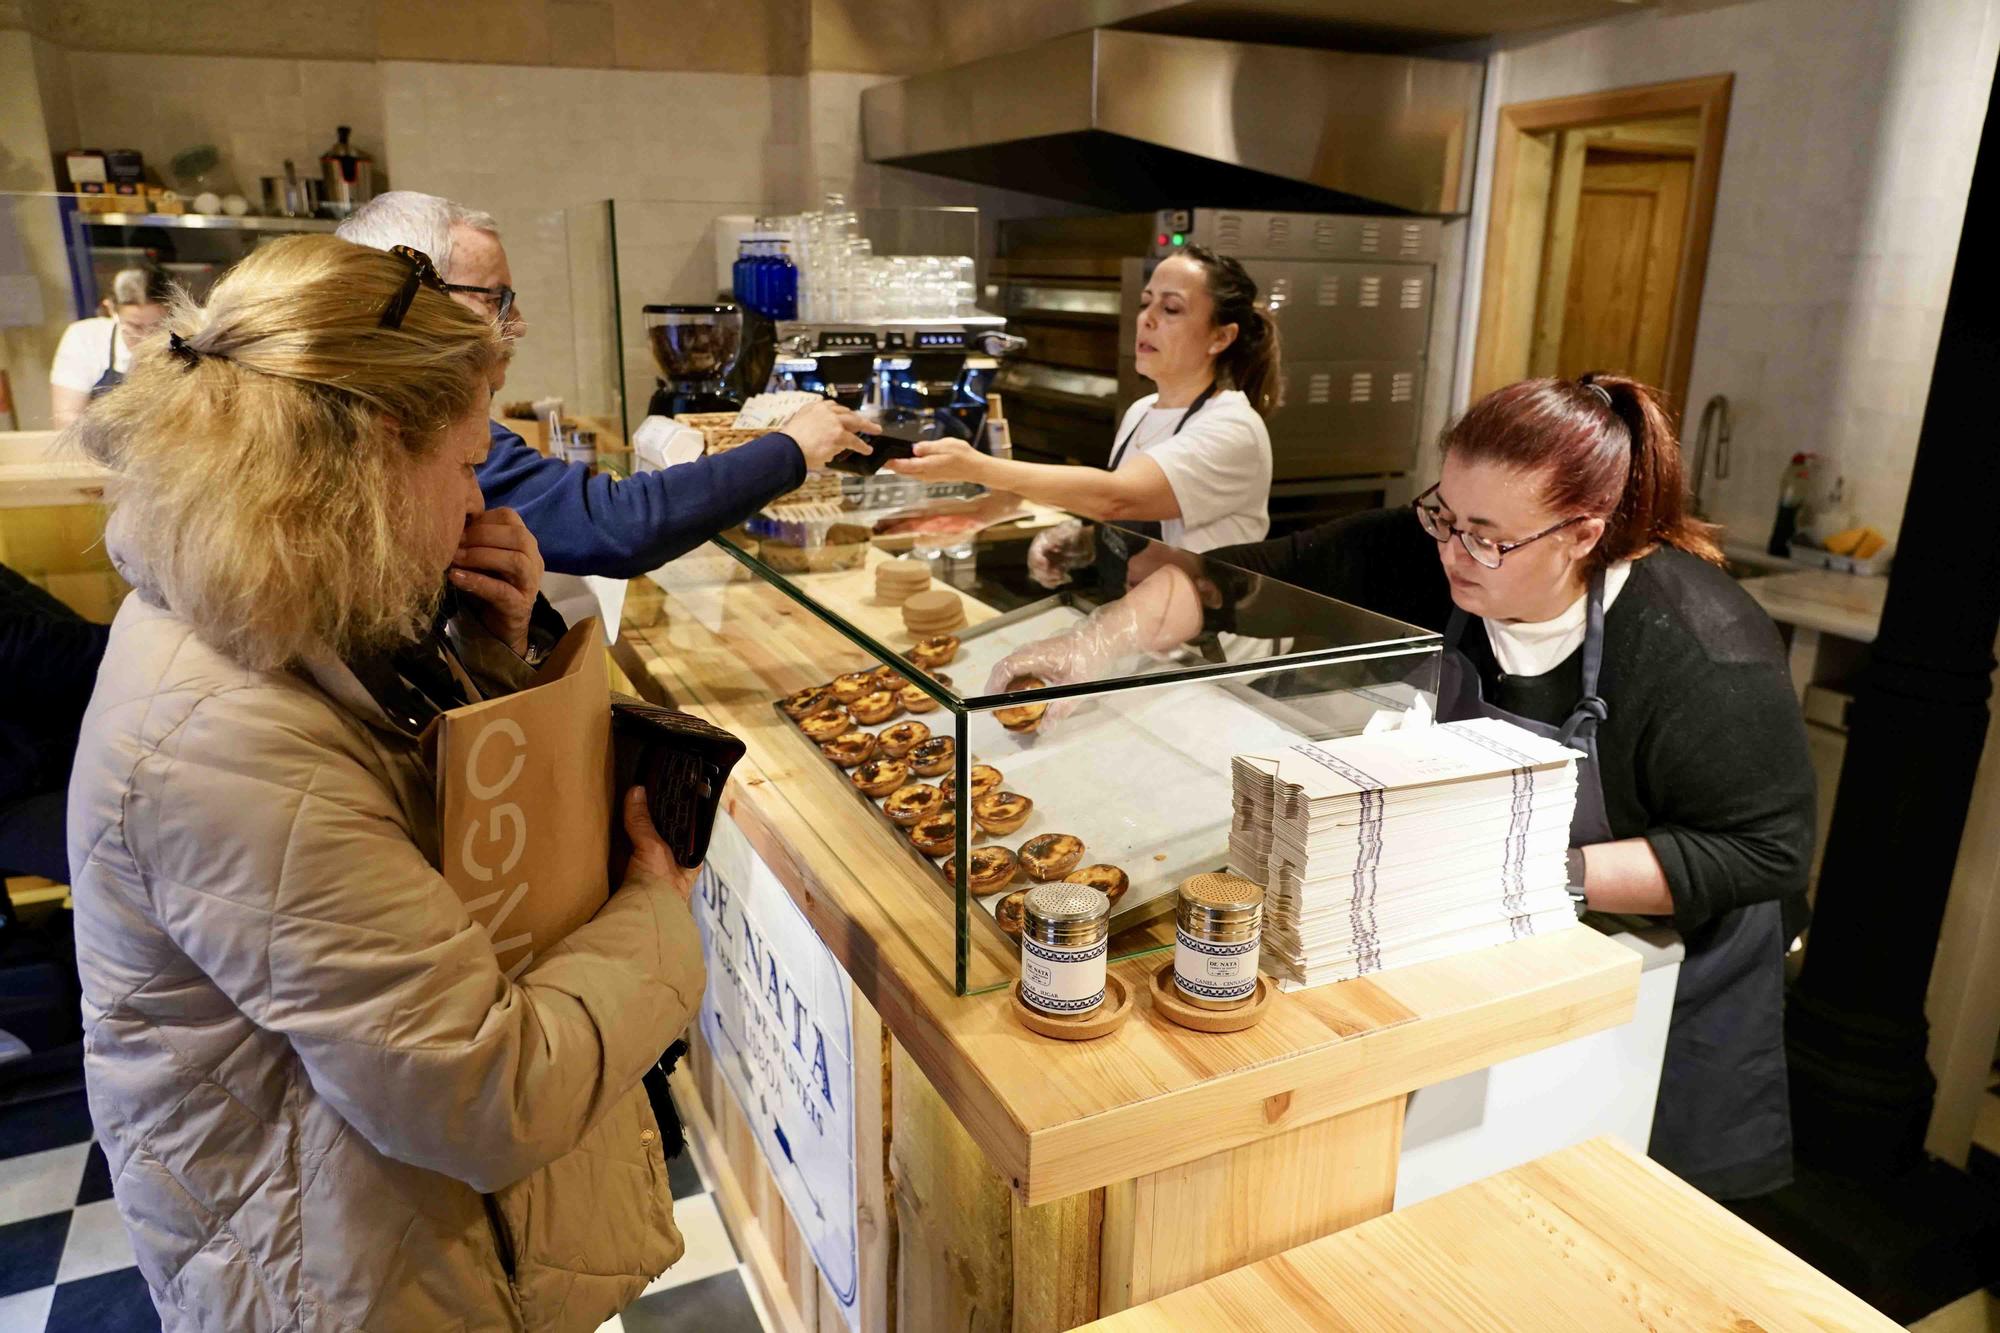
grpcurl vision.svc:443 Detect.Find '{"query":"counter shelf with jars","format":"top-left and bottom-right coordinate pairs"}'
top-left (662, 492), bottom-right (1441, 995)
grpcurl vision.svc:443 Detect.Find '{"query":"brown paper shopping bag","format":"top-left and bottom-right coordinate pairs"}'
top-left (430, 617), bottom-right (612, 979)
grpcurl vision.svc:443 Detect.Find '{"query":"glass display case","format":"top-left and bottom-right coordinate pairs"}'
top-left (652, 484), bottom-right (1441, 995)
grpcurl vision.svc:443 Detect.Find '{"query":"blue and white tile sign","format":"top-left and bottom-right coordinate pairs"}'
top-left (692, 813), bottom-right (860, 1330)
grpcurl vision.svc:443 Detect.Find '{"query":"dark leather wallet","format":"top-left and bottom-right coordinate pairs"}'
top-left (825, 429), bottom-right (918, 476)
top-left (611, 694), bottom-right (747, 869)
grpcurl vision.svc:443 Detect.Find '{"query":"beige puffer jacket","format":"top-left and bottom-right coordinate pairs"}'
top-left (67, 591), bottom-right (706, 1332)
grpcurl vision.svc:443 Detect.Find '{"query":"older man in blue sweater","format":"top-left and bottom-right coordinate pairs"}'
top-left (338, 192), bottom-right (868, 578)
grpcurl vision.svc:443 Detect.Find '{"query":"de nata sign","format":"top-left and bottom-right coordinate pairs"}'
top-left (692, 813), bottom-right (860, 1330)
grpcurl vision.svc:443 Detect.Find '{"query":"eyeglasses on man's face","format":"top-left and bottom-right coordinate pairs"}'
top-left (442, 281), bottom-right (517, 326)
top-left (1412, 483), bottom-right (1590, 570)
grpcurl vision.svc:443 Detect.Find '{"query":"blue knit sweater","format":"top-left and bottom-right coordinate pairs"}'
top-left (477, 419), bottom-right (805, 579)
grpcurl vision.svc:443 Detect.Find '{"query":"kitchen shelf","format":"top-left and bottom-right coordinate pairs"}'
top-left (78, 212), bottom-right (341, 233)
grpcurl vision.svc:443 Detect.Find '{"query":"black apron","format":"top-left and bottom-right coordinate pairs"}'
top-left (1103, 380), bottom-right (1219, 544)
top-left (1440, 569), bottom-right (1793, 1200)
top-left (90, 323), bottom-right (124, 398)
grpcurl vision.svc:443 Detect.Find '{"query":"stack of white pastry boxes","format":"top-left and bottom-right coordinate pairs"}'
top-left (1229, 717), bottom-right (1584, 990)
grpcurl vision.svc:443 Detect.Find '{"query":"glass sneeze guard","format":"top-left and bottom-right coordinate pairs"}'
top-left (657, 483), bottom-right (1442, 996)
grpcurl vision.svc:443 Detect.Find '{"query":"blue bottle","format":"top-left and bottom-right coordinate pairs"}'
top-left (731, 236), bottom-right (756, 311)
top-left (768, 237), bottom-right (798, 320)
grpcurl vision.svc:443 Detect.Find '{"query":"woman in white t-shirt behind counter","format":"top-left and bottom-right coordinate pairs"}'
top-left (49, 265), bottom-right (173, 428)
top-left (886, 245), bottom-right (1278, 553)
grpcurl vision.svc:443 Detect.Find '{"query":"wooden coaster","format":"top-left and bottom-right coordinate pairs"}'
top-left (1150, 962), bottom-right (1272, 1033)
top-left (1012, 973), bottom-right (1132, 1041)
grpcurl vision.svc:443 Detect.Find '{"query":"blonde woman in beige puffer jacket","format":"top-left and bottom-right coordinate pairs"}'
top-left (64, 236), bottom-right (705, 1332)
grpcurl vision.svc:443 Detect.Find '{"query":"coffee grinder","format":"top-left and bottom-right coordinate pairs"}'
top-left (644, 303), bottom-right (745, 417)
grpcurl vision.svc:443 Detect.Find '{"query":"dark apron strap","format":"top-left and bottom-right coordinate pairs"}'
top-left (1556, 568), bottom-right (1611, 748)
top-left (1107, 379), bottom-right (1219, 472)
top-left (89, 320), bottom-right (126, 399)
top-left (1443, 569), bottom-right (1611, 748)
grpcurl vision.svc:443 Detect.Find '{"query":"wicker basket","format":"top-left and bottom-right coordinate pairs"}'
top-left (673, 413), bottom-right (767, 454)
top-left (767, 472), bottom-right (845, 509)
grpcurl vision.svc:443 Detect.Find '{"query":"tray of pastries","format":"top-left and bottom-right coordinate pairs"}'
top-left (773, 660), bottom-right (1136, 948)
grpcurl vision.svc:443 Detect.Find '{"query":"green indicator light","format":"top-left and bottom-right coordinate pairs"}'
top-left (1172, 232), bottom-right (1185, 245)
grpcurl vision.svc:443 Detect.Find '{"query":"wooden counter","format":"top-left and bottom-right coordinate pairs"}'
top-left (1077, 1137), bottom-right (1898, 1331)
top-left (615, 555), bottom-right (1642, 1331)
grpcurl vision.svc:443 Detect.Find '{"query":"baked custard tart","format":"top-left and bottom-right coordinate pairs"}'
top-left (907, 635), bottom-right (959, 668)
top-left (799, 706), bottom-right (851, 742)
top-left (945, 846), bottom-right (1018, 893)
top-left (884, 783), bottom-right (946, 826)
top-left (940, 764), bottom-right (1003, 804)
top-left (908, 811), bottom-right (957, 857)
top-left (831, 671), bottom-right (877, 704)
top-left (972, 791), bottom-right (1033, 836)
top-left (852, 757), bottom-right (910, 798)
top-left (878, 720), bottom-right (931, 758)
top-left (994, 890), bottom-right (1028, 941)
top-left (1020, 832), bottom-right (1085, 881)
top-left (781, 685), bottom-right (832, 719)
top-left (849, 689), bottom-right (902, 725)
top-left (909, 736), bottom-right (957, 777)
top-left (822, 730), bottom-right (878, 768)
top-left (1064, 863), bottom-right (1129, 909)
top-left (995, 675), bottom-right (1049, 733)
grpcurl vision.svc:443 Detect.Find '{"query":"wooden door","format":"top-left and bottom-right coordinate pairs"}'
top-left (1556, 154), bottom-right (1692, 384)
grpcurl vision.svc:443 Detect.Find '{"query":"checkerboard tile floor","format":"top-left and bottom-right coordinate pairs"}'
top-left (0, 1077), bottom-right (773, 1333)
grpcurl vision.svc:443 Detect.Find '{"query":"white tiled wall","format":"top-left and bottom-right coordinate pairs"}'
top-left (378, 62), bottom-right (1079, 422)
top-left (1476, 0), bottom-right (2000, 547)
top-left (381, 60), bottom-right (797, 420)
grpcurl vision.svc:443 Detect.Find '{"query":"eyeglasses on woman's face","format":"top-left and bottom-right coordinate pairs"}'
top-left (1412, 483), bottom-right (1589, 570)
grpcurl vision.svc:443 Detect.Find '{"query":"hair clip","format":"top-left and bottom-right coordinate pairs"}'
top-left (1582, 381), bottom-right (1614, 409)
top-left (167, 331), bottom-right (202, 368)
top-left (380, 244), bottom-right (448, 330)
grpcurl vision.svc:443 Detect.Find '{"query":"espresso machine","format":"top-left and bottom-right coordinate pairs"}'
top-left (644, 303), bottom-right (746, 417)
top-left (767, 317), bottom-right (1020, 444)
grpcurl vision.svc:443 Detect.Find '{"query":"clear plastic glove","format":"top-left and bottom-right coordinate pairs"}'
top-left (1026, 519), bottom-right (1096, 589)
top-left (983, 596), bottom-right (1156, 739)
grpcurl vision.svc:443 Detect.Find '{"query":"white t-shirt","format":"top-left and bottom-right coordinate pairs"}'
top-left (1483, 560), bottom-right (1634, 677)
top-left (1110, 389), bottom-right (1272, 552)
top-left (51, 317), bottom-right (132, 391)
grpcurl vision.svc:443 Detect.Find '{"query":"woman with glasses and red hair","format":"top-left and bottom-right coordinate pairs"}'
top-left (997, 373), bottom-right (1814, 1203)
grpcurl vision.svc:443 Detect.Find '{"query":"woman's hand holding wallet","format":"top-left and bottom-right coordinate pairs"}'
top-left (620, 787), bottom-right (697, 904)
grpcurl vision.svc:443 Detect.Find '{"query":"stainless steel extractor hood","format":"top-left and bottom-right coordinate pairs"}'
top-left (862, 29), bottom-right (1482, 215)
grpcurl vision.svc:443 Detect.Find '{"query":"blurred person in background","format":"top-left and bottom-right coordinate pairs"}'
top-left (67, 235), bottom-right (706, 1331)
top-left (49, 263), bottom-right (173, 427)
top-left (339, 191), bottom-right (870, 578)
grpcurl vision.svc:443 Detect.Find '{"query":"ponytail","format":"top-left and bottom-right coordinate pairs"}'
top-left (1441, 373), bottom-right (1723, 570)
top-left (1179, 243), bottom-right (1284, 420)
top-left (1585, 373), bottom-right (1722, 566)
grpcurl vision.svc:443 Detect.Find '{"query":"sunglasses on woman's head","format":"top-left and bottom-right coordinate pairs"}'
top-left (380, 245), bottom-right (449, 330)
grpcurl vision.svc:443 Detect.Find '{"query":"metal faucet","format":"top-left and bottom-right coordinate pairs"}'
top-left (1691, 394), bottom-right (1731, 519)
